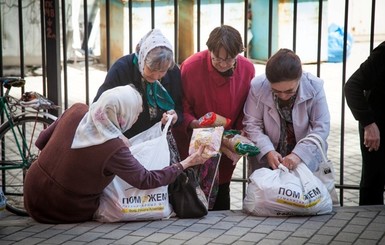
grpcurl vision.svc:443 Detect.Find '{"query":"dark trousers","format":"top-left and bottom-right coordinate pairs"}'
top-left (358, 123), bottom-right (385, 205)
top-left (212, 183), bottom-right (231, 210)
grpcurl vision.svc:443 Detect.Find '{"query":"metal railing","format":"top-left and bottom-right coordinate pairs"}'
top-left (1, 0), bottom-right (384, 206)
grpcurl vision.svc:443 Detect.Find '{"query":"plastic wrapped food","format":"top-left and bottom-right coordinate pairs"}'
top-left (221, 130), bottom-right (260, 159)
top-left (189, 127), bottom-right (224, 158)
top-left (198, 112), bottom-right (231, 128)
top-left (19, 91), bottom-right (59, 110)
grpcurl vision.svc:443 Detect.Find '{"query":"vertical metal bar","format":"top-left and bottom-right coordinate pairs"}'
top-left (340, 0), bottom-right (350, 206)
top-left (220, 0), bottom-right (224, 25)
top-left (316, 0), bottom-right (323, 76)
top-left (61, 0), bottom-right (69, 109)
top-left (242, 157), bottom-right (246, 200)
top-left (244, 0), bottom-right (249, 57)
top-left (40, 0), bottom-right (47, 97)
top-left (197, 0), bottom-right (201, 52)
top-left (370, 0), bottom-right (376, 52)
top-left (268, 0), bottom-right (273, 58)
top-left (43, 0), bottom-right (62, 116)
top-left (129, 0), bottom-right (133, 54)
top-left (17, 0), bottom-right (25, 90)
top-left (151, 0), bottom-right (155, 29)
top-left (174, 0), bottom-right (179, 62)
top-left (106, 0), bottom-right (111, 70)
top-left (292, 0), bottom-right (298, 52)
top-left (317, 0), bottom-right (323, 77)
top-left (243, 1), bottom-right (250, 193)
top-left (83, 0), bottom-right (90, 104)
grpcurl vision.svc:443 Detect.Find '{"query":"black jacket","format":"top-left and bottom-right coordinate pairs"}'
top-left (345, 41), bottom-right (385, 127)
top-left (94, 53), bottom-right (183, 138)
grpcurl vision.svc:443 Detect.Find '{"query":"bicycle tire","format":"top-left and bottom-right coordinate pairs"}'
top-left (0, 115), bottom-right (54, 216)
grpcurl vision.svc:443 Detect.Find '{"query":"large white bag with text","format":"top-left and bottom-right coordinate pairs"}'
top-left (243, 163), bottom-right (333, 216)
top-left (94, 118), bottom-right (173, 222)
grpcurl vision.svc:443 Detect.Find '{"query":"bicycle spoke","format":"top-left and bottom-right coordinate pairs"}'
top-left (0, 116), bottom-right (53, 216)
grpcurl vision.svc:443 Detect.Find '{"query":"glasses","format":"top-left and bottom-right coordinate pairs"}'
top-left (271, 83), bottom-right (299, 95)
top-left (211, 55), bottom-right (237, 64)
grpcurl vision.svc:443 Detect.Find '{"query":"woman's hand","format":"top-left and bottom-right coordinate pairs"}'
top-left (267, 151), bottom-right (301, 170)
top-left (161, 110), bottom-right (178, 125)
top-left (266, 150), bottom-right (283, 170)
top-left (180, 145), bottom-right (209, 169)
top-left (364, 122), bottom-right (380, 152)
top-left (189, 119), bottom-right (200, 129)
top-left (281, 153), bottom-right (301, 170)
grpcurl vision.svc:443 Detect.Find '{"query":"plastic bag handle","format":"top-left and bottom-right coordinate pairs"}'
top-left (278, 164), bottom-right (289, 172)
top-left (161, 115), bottom-right (173, 136)
top-left (306, 133), bottom-right (327, 151)
top-left (295, 162), bottom-right (319, 184)
top-left (297, 134), bottom-right (328, 163)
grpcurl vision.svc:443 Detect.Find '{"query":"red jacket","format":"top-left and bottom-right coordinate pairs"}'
top-left (173, 50), bottom-right (255, 184)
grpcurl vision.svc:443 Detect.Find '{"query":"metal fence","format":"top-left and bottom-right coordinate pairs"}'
top-left (1, 0), bottom-right (384, 207)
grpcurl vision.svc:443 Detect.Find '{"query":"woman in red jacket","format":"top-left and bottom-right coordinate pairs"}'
top-left (173, 25), bottom-right (255, 210)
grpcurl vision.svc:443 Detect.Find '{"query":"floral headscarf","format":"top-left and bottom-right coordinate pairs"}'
top-left (71, 85), bottom-right (143, 149)
top-left (135, 28), bottom-right (173, 76)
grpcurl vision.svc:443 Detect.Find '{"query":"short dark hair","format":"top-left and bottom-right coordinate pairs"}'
top-left (206, 25), bottom-right (244, 58)
top-left (265, 48), bottom-right (302, 83)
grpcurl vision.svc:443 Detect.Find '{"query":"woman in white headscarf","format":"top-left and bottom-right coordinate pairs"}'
top-left (93, 29), bottom-right (182, 139)
top-left (24, 85), bottom-right (207, 224)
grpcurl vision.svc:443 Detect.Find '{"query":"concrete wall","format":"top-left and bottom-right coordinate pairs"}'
top-left (328, 0), bottom-right (385, 42)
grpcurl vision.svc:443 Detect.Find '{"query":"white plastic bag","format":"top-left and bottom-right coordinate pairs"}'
top-left (94, 117), bottom-right (173, 222)
top-left (297, 133), bottom-right (339, 206)
top-left (243, 163), bottom-right (333, 216)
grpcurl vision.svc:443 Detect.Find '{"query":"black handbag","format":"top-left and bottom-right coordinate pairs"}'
top-left (168, 168), bottom-right (208, 218)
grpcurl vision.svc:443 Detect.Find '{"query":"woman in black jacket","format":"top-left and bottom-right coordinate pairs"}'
top-left (94, 29), bottom-right (183, 139)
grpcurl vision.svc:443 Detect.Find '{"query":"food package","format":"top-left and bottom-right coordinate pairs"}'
top-left (198, 112), bottom-right (231, 128)
top-left (19, 91), bottom-right (59, 110)
top-left (189, 127), bottom-right (224, 158)
top-left (221, 130), bottom-right (260, 159)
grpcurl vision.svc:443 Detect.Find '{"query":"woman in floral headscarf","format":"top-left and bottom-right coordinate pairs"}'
top-left (24, 85), bottom-right (208, 224)
top-left (93, 29), bottom-right (182, 139)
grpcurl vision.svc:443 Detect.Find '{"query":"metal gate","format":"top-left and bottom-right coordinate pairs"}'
top-left (1, 0), bottom-right (384, 207)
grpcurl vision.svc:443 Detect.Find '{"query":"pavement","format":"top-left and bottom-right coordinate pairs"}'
top-left (1, 41), bottom-right (385, 244)
top-left (1, 205), bottom-right (385, 244)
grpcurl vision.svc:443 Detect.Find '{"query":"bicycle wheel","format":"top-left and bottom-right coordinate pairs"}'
top-left (0, 116), bottom-right (54, 216)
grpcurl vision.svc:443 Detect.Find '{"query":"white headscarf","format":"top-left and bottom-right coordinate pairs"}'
top-left (71, 85), bottom-right (143, 149)
top-left (136, 29), bottom-right (173, 76)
